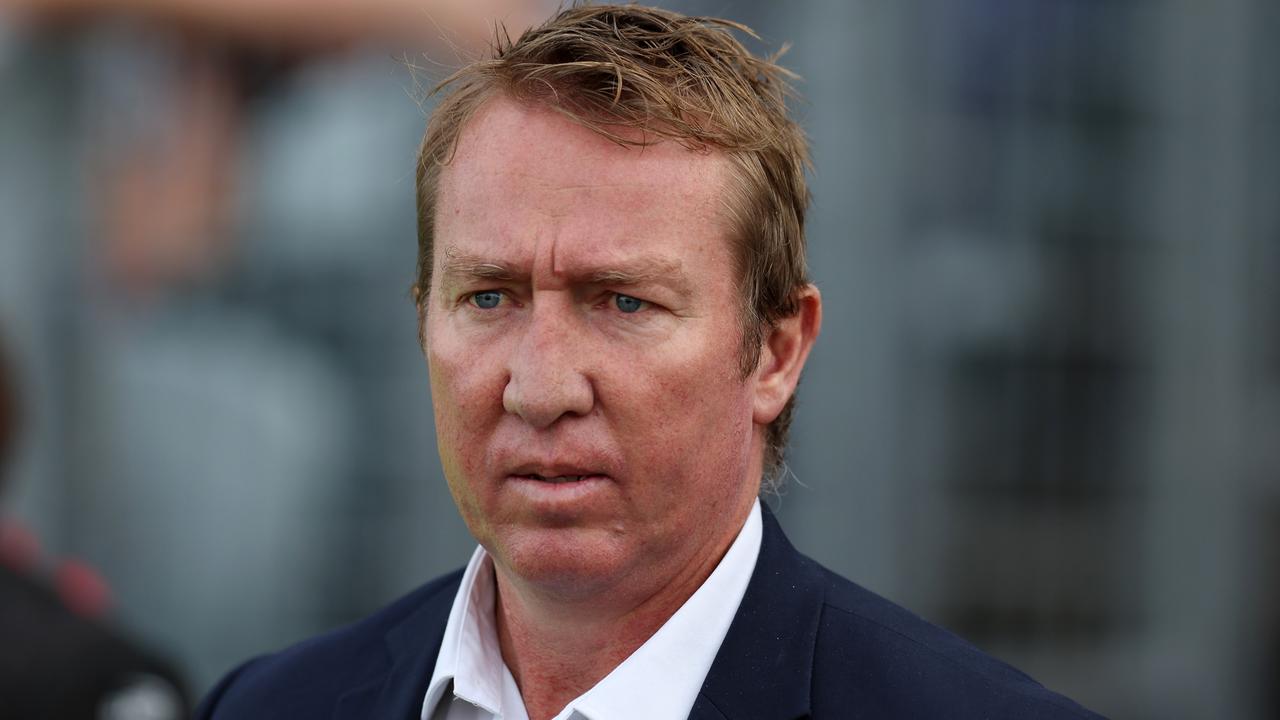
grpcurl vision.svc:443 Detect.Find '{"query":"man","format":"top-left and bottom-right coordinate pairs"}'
top-left (198, 5), bottom-right (1104, 719)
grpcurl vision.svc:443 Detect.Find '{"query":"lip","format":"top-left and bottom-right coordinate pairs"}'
top-left (508, 462), bottom-right (609, 479)
top-left (504, 473), bottom-right (614, 511)
top-left (506, 473), bottom-right (611, 484)
top-left (515, 473), bottom-right (595, 483)
top-left (494, 446), bottom-right (623, 502)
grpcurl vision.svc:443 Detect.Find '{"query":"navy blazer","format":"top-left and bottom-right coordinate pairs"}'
top-left (197, 509), bottom-right (1105, 719)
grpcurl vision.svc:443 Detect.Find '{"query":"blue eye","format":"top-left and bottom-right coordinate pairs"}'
top-left (614, 294), bottom-right (644, 313)
top-left (471, 291), bottom-right (502, 309)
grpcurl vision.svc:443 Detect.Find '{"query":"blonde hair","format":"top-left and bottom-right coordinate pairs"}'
top-left (414, 3), bottom-right (811, 482)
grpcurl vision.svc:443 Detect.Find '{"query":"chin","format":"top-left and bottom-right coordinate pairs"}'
top-left (487, 524), bottom-right (637, 598)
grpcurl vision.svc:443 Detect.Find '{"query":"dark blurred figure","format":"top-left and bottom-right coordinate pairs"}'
top-left (0, 337), bottom-right (190, 719)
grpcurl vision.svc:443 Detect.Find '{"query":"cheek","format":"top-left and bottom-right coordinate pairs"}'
top-left (428, 345), bottom-right (503, 534)
top-left (427, 325), bottom-right (508, 472)
top-left (612, 349), bottom-right (755, 473)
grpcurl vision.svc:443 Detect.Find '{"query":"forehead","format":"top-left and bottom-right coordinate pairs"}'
top-left (434, 96), bottom-right (736, 272)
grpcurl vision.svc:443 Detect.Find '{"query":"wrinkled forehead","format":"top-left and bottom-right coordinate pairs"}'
top-left (441, 95), bottom-right (731, 203)
top-left (435, 96), bottom-right (738, 253)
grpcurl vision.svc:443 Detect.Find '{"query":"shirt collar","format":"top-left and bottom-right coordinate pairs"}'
top-left (422, 500), bottom-right (763, 720)
top-left (570, 500), bottom-right (762, 720)
top-left (422, 544), bottom-right (507, 718)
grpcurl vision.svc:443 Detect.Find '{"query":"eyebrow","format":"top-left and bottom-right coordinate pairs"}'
top-left (439, 250), bottom-right (520, 282)
top-left (439, 247), bottom-right (691, 295)
top-left (585, 258), bottom-right (683, 287)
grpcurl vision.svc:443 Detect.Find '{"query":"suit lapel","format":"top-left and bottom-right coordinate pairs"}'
top-left (691, 506), bottom-right (824, 720)
top-left (334, 573), bottom-right (461, 720)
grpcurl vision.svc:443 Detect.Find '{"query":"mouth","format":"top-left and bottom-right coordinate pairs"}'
top-left (508, 459), bottom-right (612, 483)
top-left (514, 473), bottom-right (607, 484)
top-left (504, 471), bottom-right (612, 511)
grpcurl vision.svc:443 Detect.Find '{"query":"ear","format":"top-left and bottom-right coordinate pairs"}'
top-left (752, 285), bottom-right (822, 425)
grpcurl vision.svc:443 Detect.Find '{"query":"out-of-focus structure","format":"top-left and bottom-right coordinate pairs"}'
top-left (0, 1), bottom-right (1274, 718)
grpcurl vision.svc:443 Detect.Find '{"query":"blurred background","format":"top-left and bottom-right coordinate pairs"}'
top-left (0, 0), bottom-right (1274, 717)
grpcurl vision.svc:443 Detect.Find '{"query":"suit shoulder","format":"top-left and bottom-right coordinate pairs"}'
top-left (196, 568), bottom-right (463, 719)
top-left (808, 562), bottom-right (1105, 719)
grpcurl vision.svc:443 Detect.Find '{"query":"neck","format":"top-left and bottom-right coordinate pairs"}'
top-left (492, 504), bottom-right (752, 720)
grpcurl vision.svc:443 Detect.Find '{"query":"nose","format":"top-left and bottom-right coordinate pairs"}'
top-left (502, 299), bottom-right (595, 428)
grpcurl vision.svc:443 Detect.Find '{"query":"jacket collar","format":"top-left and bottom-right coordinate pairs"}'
top-left (334, 505), bottom-right (822, 720)
top-left (690, 504), bottom-right (824, 720)
top-left (334, 573), bottom-right (461, 720)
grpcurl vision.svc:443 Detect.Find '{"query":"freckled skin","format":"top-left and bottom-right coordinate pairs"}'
top-left (425, 96), bottom-right (764, 613)
top-left (421, 93), bottom-right (824, 719)
top-left (421, 96), bottom-right (826, 718)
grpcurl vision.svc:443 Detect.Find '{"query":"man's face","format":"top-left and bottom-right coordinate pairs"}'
top-left (424, 96), bottom-right (765, 602)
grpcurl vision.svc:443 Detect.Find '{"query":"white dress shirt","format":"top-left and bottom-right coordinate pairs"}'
top-left (422, 499), bottom-right (763, 720)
